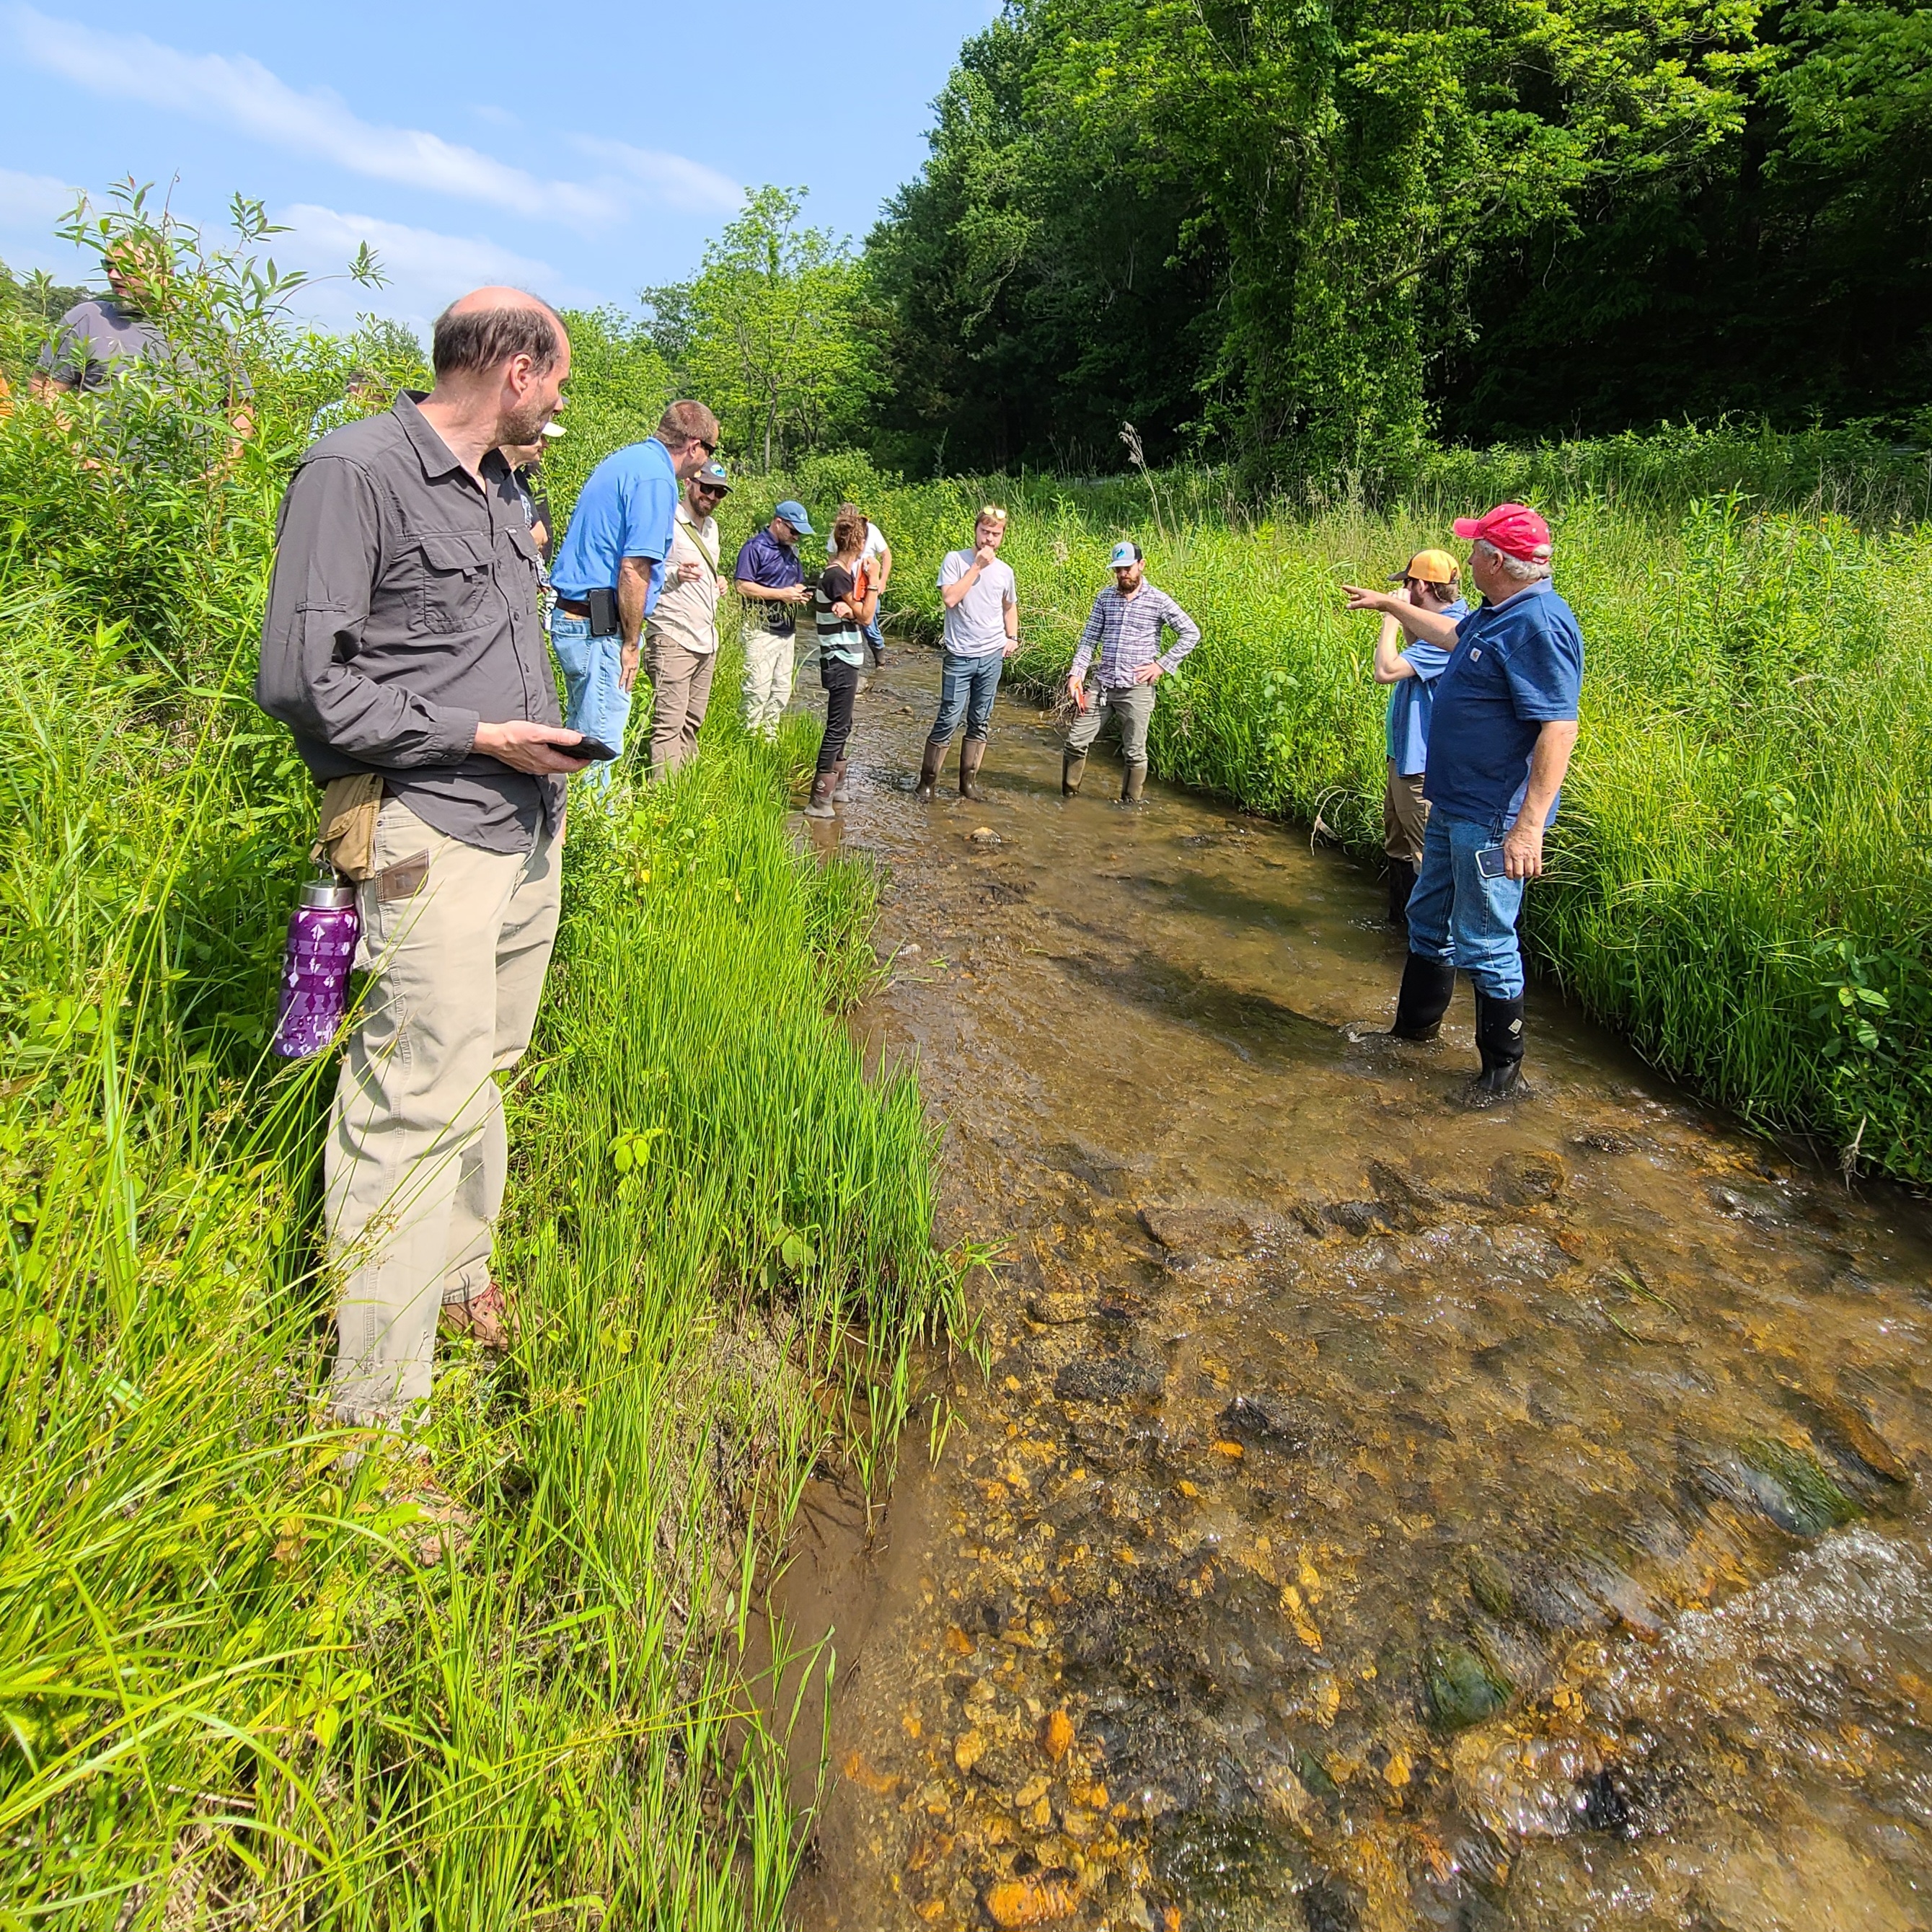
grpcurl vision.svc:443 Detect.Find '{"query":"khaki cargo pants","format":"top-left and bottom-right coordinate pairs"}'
top-left (1383, 759), bottom-right (1430, 865)
top-left (646, 631), bottom-right (719, 777)
top-left (325, 798), bottom-right (563, 1427)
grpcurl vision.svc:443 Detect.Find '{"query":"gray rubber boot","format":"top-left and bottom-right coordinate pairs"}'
top-left (1062, 750), bottom-right (1087, 796)
top-left (1121, 759), bottom-right (1147, 804)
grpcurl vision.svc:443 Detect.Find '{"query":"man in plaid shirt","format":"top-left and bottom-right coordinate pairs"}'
top-left (1062, 540), bottom-right (1201, 801)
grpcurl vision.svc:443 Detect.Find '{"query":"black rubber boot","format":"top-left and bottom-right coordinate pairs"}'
top-left (959, 737), bottom-right (987, 800)
top-left (1388, 952), bottom-right (1457, 1041)
top-left (1062, 750), bottom-right (1087, 796)
top-left (1387, 857), bottom-right (1417, 926)
top-left (914, 737), bottom-right (945, 802)
top-left (1464, 992), bottom-right (1527, 1105)
top-left (802, 771), bottom-right (837, 819)
top-left (1121, 759), bottom-right (1147, 804)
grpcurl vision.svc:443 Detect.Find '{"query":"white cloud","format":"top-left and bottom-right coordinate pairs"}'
top-left (0, 165), bottom-right (81, 230)
top-left (570, 137), bottom-right (742, 217)
top-left (7, 9), bottom-right (734, 231)
top-left (275, 204), bottom-right (596, 332)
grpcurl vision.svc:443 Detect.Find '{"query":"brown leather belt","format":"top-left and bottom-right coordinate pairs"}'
top-left (555, 596), bottom-right (591, 616)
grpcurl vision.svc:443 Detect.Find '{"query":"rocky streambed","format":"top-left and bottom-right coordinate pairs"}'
top-left (780, 649), bottom-right (1932, 1932)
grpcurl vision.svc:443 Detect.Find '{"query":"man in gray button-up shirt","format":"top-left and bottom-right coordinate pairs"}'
top-left (256, 286), bottom-right (581, 1435)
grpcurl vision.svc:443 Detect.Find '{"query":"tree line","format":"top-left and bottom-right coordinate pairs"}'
top-left (630, 0), bottom-right (1931, 484)
top-left (11, 0), bottom-right (1924, 485)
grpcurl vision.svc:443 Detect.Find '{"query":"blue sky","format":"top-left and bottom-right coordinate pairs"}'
top-left (0, 0), bottom-right (998, 335)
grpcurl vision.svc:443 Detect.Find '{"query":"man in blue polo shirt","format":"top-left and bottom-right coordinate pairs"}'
top-left (550, 399), bottom-right (719, 791)
top-left (1344, 503), bottom-right (1582, 1103)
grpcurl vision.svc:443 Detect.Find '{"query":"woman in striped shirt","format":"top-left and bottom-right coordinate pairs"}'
top-left (803, 506), bottom-right (878, 819)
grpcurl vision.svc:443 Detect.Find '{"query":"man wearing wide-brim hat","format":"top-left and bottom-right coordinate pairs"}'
top-left (1344, 504), bottom-right (1583, 1106)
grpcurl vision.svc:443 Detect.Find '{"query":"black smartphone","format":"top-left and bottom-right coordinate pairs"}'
top-left (571, 735), bottom-right (621, 762)
top-left (586, 586), bottom-right (619, 637)
top-left (1476, 844), bottom-right (1509, 879)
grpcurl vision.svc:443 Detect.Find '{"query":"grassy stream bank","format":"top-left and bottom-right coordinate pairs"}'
top-left (0, 306), bottom-right (956, 1920)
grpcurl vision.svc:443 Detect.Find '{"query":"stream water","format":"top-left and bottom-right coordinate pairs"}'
top-left (777, 646), bottom-right (1932, 1932)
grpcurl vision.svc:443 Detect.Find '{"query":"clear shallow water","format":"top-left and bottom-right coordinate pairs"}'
top-left (778, 648), bottom-right (1932, 1932)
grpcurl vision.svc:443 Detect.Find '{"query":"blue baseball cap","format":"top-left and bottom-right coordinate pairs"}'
top-left (774, 499), bottom-right (814, 537)
top-left (1110, 539), bottom-right (1142, 568)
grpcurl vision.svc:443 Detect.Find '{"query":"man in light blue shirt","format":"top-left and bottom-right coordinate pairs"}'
top-left (550, 399), bottom-right (719, 791)
top-left (1372, 547), bottom-right (1468, 925)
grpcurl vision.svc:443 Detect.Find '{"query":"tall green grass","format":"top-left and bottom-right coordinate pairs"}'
top-left (829, 467), bottom-right (1932, 1182)
top-left (1, 203), bottom-right (953, 1924)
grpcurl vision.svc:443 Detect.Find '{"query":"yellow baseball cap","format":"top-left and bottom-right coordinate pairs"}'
top-left (1390, 548), bottom-right (1460, 585)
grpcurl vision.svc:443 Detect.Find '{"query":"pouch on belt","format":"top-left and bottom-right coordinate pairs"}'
top-left (310, 772), bottom-right (384, 881)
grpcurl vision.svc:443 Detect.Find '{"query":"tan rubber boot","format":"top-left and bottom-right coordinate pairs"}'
top-left (914, 737), bottom-right (945, 801)
top-left (1062, 750), bottom-right (1087, 796)
top-left (832, 758), bottom-right (852, 803)
top-left (959, 737), bottom-right (988, 800)
top-left (802, 771), bottom-right (837, 819)
top-left (1121, 759), bottom-right (1147, 804)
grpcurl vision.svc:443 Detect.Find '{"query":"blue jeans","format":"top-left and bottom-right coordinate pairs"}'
top-left (931, 651), bottom-right (1003, 742)
top-left (1406, 811), bottom-right (1526, 999)
top-left (551, 609), bottom-right (632, 795)
top-left (861, 614), bottom-right (886, 663)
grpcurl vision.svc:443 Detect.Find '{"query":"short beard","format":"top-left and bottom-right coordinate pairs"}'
top-left (498, 397), bottom-right (552, 447)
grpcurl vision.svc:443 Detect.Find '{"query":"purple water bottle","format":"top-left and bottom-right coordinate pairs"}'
top-left (271, 874), bottom-right (361, 1059)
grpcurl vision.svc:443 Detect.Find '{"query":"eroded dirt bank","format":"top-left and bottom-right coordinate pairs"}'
top-left (780, 648), bottom-right (1932, 1932)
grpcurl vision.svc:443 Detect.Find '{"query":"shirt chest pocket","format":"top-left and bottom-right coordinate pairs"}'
top-left (409, 532), bottom-right (495, 635)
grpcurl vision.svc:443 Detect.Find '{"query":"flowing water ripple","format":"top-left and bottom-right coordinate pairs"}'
top-left (777, 652), bottom-right (1932, 1932)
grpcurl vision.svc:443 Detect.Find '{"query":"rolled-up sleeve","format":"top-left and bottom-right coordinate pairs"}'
top-left (1155, 591), bottom-right (1201, 672)
top-left (255, 456), bottom-right (478, 767)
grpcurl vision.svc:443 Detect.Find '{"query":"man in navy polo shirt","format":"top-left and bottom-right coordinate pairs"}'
top-left (550, 400), bottom-right (719, 792)
top-left (1344, 503), bottom-right (1582, 1103)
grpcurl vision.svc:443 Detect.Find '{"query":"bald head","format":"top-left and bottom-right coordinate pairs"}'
top-left (432, 287), bottom-right (566, 383)
top-left (421, 285), bottom-right (572, 461)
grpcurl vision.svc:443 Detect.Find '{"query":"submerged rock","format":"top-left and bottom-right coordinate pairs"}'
top-left (1490, 1152), bottom-right (1567, 1206)
top-left (1426, 1641), bottom-right (1513, 1731)
top-left (1219, 1393), bottom-right (1311, 1452)
top-left (1138, 1204), bottom-right (1253, 1257)
top-left (1055, 1352), bottom-right (1168, 1404)
top-left (1736, 1437), bottom-right (1861, 1535)
top-left (979, 1873), bottom-right (1080, 1926)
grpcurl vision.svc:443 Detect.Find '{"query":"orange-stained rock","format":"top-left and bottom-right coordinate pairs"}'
top-left (1041, 1706), bottom-right (1076, 1762)
top-left (839, 1749), bottom-right (901, 1796)
top-left (980, 1875), bottom-right (1080, 1926)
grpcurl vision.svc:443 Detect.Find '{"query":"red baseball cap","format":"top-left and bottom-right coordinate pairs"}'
top-left (1452, 502), bottom-right (1552, 563)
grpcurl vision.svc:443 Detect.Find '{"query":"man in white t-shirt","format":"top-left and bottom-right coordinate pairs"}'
top-left (643, 459), bottom-right (731, 777)
top-left (826, 511), bottom-right (893, 666)
top-left (917, 505), bottom-right (1018, 801)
